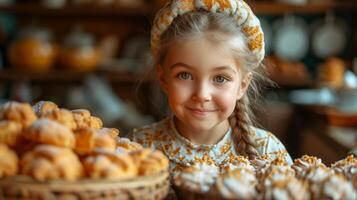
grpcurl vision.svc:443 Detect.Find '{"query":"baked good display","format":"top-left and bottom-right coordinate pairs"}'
top-left (0, 101), bottom-right (37, 128)
top-left (216, 169), bottom-right (257, 199)
top-left (72, 109), bottom-right (103, 129)
top-left (116, 137), bottom-right (143, 152)
top-left (83, 149), bottom-right (137, 180)
top-left (24, 119), bottom-right (75, 148)
top-left (292, 155), bottom-right (325, 178)
top-left (32, 101), bottom-right (59, 116)
top-left (2, 100), bottom-right (357, 200)
top-left (331, 155), bottom-right (357, 180)
top-left (21, 144), bottom-right (83, 181)
top-left (130, 149), bottom-right (169, 176)
top-left (0, 100), bottom-right (170, 200)
top-left (39, 108), bottom-right (77, 130)
top-left (0, 120), bottom-right (23, 147)
top-left (73, 127), bottom-right (116, 155)
top-left (0, 143), bottom-right (18, 177)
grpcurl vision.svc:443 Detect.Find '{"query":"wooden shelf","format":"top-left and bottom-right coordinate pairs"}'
top-left (0, 3), bottom-right (154, 18)
top-left (270, 74), bottom-right (314, 88)
top-left (0, 69), bottom-right (153, 83)
top-left (249, 1), bottom-right (357, 15)
top-left (0, 2), bottom-right (355, 17)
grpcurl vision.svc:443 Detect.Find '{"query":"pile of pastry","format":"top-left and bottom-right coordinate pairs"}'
top-left (173, 155), bottom-right (357, 200)
top-left (0, 101), bottom-right (168, 181)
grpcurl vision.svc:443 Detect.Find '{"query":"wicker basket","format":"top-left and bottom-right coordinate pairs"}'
top-left (0, 171), bottom-right (169, 200)
top-left (173, 186), bottom-right (222, 200)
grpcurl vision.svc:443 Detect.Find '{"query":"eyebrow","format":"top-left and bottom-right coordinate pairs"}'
top-left (169, 62), bottom-right (237, 74)
top-left (169, 62), bottom-right (192, 70)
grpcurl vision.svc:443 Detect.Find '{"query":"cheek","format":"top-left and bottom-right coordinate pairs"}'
top-left (214, 85), bottom-right (239, 112)
top-left (167, 81), bottom-right (193, 106)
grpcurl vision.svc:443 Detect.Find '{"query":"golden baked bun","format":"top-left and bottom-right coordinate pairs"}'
top-left (318, 57), bottom-right (345, 88)
top-left (99, 128), bottom-right (119, 139)
top-left (0, 143), bottom-right (18, 177)
top-left (0, 101), bottom-right (37, 128)
top-left (72, 109), bottom-right (103, 129)
top-left (89, 116), bottom-right (103, 129)
top-left (73, 127), bottom-right (116, 155)
top-left (116, 137), bottom-right (143, 152)
top-left (0, 120), bottom-right (23, 147)
top-left (21, 144), bottom-right (83, 181)
top-left (24, 119), bottom-right (75, 148)
top-left (130, 149), bottom-right (169, 176)
top-left (83, 149), bottom-right (137, 179)
top-left (39, 108), bottom-right (77, 130)
top-left (32, 100), bottom-right (59, 116)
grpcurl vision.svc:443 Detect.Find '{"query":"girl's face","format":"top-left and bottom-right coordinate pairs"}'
top-left (158, 37), bottom-right (251, 133)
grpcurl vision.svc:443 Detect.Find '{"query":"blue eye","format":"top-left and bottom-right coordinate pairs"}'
top-left (213, 75), bottom-right (228, 83)
top-left (177, 72), bottom-right (192, 80)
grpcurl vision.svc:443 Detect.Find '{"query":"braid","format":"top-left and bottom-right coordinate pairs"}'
top-left (229, 95), bottom-right (260, 159)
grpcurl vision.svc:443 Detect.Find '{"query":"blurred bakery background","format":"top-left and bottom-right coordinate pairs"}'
top-left (0, 0), bottom-right (355, 165)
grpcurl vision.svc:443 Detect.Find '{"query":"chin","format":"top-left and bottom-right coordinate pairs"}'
top-left (186, 120), bottom-right (217, 132)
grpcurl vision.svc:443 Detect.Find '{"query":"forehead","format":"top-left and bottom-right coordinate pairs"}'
top-left (163, 37), bottom-right (240, 71)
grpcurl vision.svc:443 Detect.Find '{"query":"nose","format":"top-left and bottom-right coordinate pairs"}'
top-left (191, 81), bottom-right (212, 103)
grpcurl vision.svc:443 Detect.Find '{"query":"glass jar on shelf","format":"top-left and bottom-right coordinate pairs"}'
top-left (8, 26), bottom-right (57, 72)
top-left (58, 27), bottom-right (100, 72)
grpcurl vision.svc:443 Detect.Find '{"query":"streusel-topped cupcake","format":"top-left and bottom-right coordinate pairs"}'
top-left (261, 156), bottom-right (295, 180)
top-left (292, 155), bottom-right (325, 178)
top-left (331, 155), bottom-right (357, 180)
top-left (220, 155), bottom-right (255, 173)
top-left (173, 163), bottom-right (219, 193)
top-left (250, 154), bottom-right (271, 179)
top-left (319, 173), bottom-right (356, 200)
top-left (302, 165), bottom-right (335, 199)
top-left (216, 169), bottom-right (257, 199)
top-left (260, 175), bottom-right (310, 200)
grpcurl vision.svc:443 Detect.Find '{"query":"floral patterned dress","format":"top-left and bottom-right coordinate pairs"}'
top-left (127, 116), bottom-right (292, 176)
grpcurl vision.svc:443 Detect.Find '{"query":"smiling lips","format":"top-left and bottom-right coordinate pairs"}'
top-left (186, 107), bottom-right (217, 116)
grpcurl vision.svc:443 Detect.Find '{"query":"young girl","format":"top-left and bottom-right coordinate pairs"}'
top-left (128, 0), bottom-right (292, 175)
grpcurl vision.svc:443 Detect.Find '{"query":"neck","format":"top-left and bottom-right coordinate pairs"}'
top-left (174, 117), bottom-right (230, 145)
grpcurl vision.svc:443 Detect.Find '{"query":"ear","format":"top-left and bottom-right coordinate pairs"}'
top-left (156, 64), bottom-right (168, 93)
top-left (236, 72), bottom-right (252, 100)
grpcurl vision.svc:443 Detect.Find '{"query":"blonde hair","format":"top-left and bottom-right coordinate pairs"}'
top-left (155, 11), bottom-right (271, 159)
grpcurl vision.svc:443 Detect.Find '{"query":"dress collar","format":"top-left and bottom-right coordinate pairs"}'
top-left (169, 116), bottom-right (232, 150)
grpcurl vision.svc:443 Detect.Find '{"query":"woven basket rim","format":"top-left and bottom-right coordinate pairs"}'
top-left (0, 170), bottom-right (169, 192)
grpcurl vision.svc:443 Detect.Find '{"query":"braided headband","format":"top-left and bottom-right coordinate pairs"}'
top-left (151, 0), bottom-right (265, 65)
